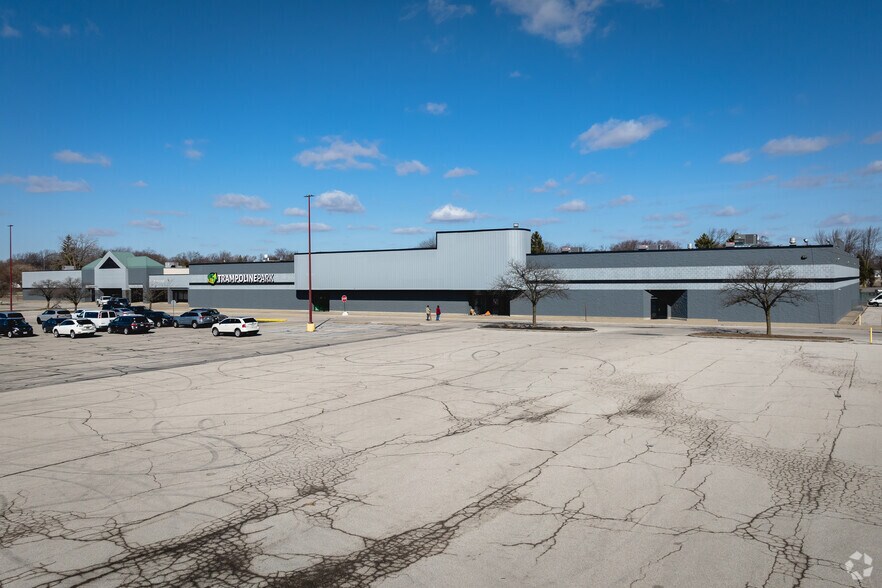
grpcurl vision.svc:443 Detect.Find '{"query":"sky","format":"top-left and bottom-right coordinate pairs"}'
top-left (1, 1), bottom-right (881, 257)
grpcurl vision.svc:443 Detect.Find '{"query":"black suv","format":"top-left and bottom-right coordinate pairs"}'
top-left (143, 310), bottom-right (174, 327)
top-left (0, 318), bottom-right (34, 337)
top-left (107, 315), bottom-right (152, 335)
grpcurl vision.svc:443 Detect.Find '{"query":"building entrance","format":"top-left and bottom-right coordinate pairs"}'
top-left (647, 290), bottom-right (687, 319)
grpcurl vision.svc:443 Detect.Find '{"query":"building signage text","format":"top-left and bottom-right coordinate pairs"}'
top-left (207, 272), bottom-right (275, 285)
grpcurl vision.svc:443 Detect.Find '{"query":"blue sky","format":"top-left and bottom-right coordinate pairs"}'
top-left (2, 1), bottom-right (881, 256)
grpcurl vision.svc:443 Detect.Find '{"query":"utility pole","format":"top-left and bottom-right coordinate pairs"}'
top-left (7, 225), bottom-right (12, 311)
top-left (305, 194), bottom-right (315, 332)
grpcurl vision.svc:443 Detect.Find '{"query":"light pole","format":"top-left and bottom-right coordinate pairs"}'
top-left (305, 194), bottom-right (315, 332)
top-left (7, 225), bottom-right (12, 311)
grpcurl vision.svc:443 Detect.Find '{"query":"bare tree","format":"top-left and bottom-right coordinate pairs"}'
top-left (493, 260), bottom-right (568, 327)
top-left (610, 239), bottom-right (681, 251)
top-left (416, 236), bottom-right (436, 249)
top-left (59, 278), bottom-right (88, 310)
top-left (721, 262), bottom-right (809, 336)
top-left (59, 234), bottom-right (102, 269)
top-left (32, 279), bottom-right (62, 309)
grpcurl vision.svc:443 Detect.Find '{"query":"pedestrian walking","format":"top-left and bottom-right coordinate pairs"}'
top-left (425, 305), bottom-right (431, 321)
top-left (435, 305), bottom-right (441, 321)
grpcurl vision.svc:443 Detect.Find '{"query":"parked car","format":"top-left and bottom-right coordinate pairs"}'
top-left (869, 293), bottom-right (882, 307)
top-left (173, 310), bottom-right (216, 329)
top-left (96, 296), bottom-right (113, 307)
top-left (72, 309), bottom-right (118, 330)
top-left (113, 308), bottom-right (136, 316)
top-left (36, 309), bottom-right (72, 324)
top-left (40, 317), bottom-right (67, 333)
top-left (191, 308), bottom-right (227, 323)
top-left (212, 317), bottom-right (260, 337)
top-left (130, 305), bottom-right (148, 314)
top-left (143, 310), bottom-right (174, 327)
top-left (0, 312), bottom-right (25, 320)
top-left (107, 315), bottom-right (152, 335)
top-left (53, 319), bottom-right (97, 338)
top-left (0, 318), bottom-right (34, 337)
top-left (109, 297), bottom-right (130, 307)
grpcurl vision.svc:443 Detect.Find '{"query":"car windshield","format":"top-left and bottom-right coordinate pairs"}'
top-left (9, 319), bottom-right (27, 326)
top-left (76, 320), bottom-right (93, 325)
top-left (243, 318), bottom-right (257, 323)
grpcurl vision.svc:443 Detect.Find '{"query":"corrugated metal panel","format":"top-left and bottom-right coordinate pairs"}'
top-left (294, 229), bottom-right (530, 290)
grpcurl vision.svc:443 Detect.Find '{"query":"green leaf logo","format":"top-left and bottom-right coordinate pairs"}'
top-left (207, 272), bottom-right (218, 285)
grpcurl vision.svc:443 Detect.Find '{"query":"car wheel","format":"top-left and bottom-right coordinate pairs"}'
top-left (173, 321), bottom-right (179, 328)
top-left (36, 318), bottom-right (42, 324)
top-left (53, 329), bottom-right (59, 338)
top-left (191, 321), bottom-right (198, 329)
top-left (6, 331), bottom-right (12, 338)
top-left (212, 327), bottom-right (219, 337)
top-left (124, 327), bottom-right (130, 335)
top-left (234, 328), bottom-right (241, 338)
top-left (70, 331), bottom-right (76, 339)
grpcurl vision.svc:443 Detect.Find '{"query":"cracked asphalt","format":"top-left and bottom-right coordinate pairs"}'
top-left (1, 321), bottom-right (880, 587)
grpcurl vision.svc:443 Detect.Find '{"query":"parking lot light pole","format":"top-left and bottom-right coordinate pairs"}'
top-left (305, 194), bottom-right (315, 332)
top-left (8, 225), bottom-right (12, 311)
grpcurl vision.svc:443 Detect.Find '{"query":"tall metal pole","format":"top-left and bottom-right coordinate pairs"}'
top-left (7, 225), bottom-right (12, 311)
top-left (305, 194), bottom-right (315, 332)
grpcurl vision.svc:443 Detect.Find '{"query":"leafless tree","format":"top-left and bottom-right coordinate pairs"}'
top-left (493, 260), bottom-right (568, 326)
top-left (610, 239), bottom-right (680, 251)
top-left (721, 262), bottom-right (809, 336)
top-left (814, 228), bottom-right (860, 253)
top-left (32, 279), bottom-right (62, 309)
top-left (59, 234), bottom-right (102, 269)
top-left (59, 278), bottom-right (88, 310)
top-left (416, 237), bottom-right (436, 249)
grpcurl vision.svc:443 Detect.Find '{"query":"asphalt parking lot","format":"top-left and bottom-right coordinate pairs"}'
top-left (1, 317), bottom-right (880, 587)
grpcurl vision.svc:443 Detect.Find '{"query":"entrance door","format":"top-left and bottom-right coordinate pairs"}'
top-left (650, 296), bottom-right (668, 319)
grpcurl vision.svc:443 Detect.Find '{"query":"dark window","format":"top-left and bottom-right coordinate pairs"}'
top-left (99, 258), bottom-right (120, 269)
top-left (76, 320), bottom-right (92, 325)
top-left (243, 318), bottom-right (257, 323)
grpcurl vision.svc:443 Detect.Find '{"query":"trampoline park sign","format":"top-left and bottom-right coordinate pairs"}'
top-left (207, 272), bottom-right (275, 285)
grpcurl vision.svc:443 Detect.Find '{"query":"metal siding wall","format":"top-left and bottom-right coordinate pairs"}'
top-left (294, 229), bottom-right (530, 291)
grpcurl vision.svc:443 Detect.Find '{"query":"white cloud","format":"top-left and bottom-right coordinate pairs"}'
top-left (531, 178), bottom-right (559, 193)
top-left (283, 207), bottom-right (307, 217)
top-left (780, 174), bottom-right (834, 189)
top-left (712, 205), bottom-right (744, 217)
top-left (0, 174), bottom-right (91, 193)
top-left (608, 194), bottom-right (634, 206)
top-left (644, 212), bottom-right (690, 228)
top-left (239, 216), bottom-right (274, 227)
top-left (213, 193), bottom-right (270, 210)
top-left (862, 160), bottom-right (882, 175)
top-left (396, 160), bottom-right (430, 176)
top-left (443, 166), bottom-right (478, 178)
top-left (429, 203), bottom-right (478, 222)
top-left (294, 137), bottom-right (384, 170)
top-left (427, 0), bottom-right (475, 23)
top-left (315, 190), bottom-right (365, 213)
top-left (863, 131), bottom-right (882, 144)
top-left (526, 217), bottom-right (560, 226)
top-left (129, 219), bottom-right (164, 230)
top-left (424, 102), bottom-right (448, 115)
top-left (347, 224), bottom-right (380, 231)
top-left (35, 23), bottom-right (74, 37)
top-left (578, 171), bottom-right (605, 184)
top-left (145, 209), bottom-right (187, 217)
top-left (392, 227), bottom-right (428, 235)
top-left (819, 213), bottom-right (882, 228)
top-left (574, 116), bottom-right (668, 153)
top-left (1, 17), bottom-right (21, 38)
top-left (510, 70), bottom-right (523, 78)
top-left (273, 222), bottom-right (332, 233)
top-left (493, 0), bottom-right (604, 47)
top-left (555, 199), bottom-right (588, 212)
top-left (132, 180), bottom-right (148, 188)
top-left (53, 149), bottom-right (111, 167)
top-left (762, 135), bottom-right (830, 156)
top-left (720, 150), bottom-right (750, 164)
top-left (738, 174), bottom-right (778, 189)
top-left (87, 228), bottom-right (118, 237)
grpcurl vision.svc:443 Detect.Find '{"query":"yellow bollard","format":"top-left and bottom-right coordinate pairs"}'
top-left (870, 327), bottom-right (873, 344)
top-left (858, 314), bottom-right (862, 326)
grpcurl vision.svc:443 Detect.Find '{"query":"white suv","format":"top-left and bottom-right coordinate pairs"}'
top-left (73, 309), bottom-right (117, 330)
top-left (869, 293), bottom-right (882, 307)
top-left (53, 319), bottom-right (97, 339)
top-left (211, 317), bottom-right (260, 337)
top-left (96, 296), bottom-right (113, 307)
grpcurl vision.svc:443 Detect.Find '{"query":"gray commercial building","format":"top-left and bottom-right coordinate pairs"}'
top-left (22, 228), bottom-right (861, 323)
top-left (180, 228), bottom-right (859, 324)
